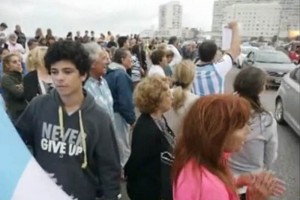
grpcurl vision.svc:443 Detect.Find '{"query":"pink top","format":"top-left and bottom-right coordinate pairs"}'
top-left (173, 160), bottom-right (238, 200)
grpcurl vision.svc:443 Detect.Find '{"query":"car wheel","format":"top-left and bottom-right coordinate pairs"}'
top-left (275, 98), bottom-right (286, 124)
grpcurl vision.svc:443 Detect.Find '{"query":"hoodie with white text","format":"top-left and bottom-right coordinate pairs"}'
top-left (16, 89), bottom-right (121, 200)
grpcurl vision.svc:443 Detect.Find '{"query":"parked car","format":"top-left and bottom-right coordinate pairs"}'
top-left (259, 46), bottom-right (275, 51)
top-left (242, 50), bottom-right (297, 87)
top-left (277, 41), bottom-right (300, 64)
top-left (275, 67), bottom-right (300, 136)
top-left (236, 46), bottom-right (259, 68)
top-left (285, 41), bottom-right (300, 64)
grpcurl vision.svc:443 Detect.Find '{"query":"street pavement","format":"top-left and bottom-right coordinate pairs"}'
top-left (121, 67), bottom-right (300, 200)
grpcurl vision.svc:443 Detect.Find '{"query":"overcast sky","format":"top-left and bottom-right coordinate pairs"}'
top-left (1, 0), bottom-right (215, 37)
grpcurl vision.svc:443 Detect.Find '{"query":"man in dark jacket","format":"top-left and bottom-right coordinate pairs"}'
top-left (14, 25), bottom-right (26, 49)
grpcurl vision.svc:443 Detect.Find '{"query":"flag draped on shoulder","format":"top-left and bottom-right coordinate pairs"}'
top-left (0, 106), bottom-right (72, 200)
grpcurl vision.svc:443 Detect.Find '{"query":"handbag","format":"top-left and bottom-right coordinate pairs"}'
top-left (157, 116), bottom-right (175, 200)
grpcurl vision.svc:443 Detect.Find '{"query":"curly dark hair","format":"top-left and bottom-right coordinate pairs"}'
top-left (44, 40), bottom-right (91, 76)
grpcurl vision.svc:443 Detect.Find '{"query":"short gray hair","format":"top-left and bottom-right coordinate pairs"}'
top-left (181, 40), bottom-right (196, 48)
top-left (83, 42), bottom-right (105, 62)
top-left (8, 33), bottom-right (18, 40)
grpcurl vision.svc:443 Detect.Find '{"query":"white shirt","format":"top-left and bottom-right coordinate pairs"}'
top-left (192, 54), bottom-right (233, 96)
top-left (7, 42), bottom-right (25, 54)
top-left (148, 65), bottom-right (166, 77)
top-left (167, 44), bottom-right (182, 71)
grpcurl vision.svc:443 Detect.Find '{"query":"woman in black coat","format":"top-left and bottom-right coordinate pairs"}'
top-left (125, 75), bottom-right (175, 200)
top-left (23, 46), bottom-right (53, 102)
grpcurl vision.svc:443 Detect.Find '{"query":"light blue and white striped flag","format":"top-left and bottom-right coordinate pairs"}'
top-left (0, 106), bottom-right (72, 200)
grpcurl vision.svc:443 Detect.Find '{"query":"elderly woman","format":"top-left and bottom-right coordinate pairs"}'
top-left (125, 75), bottom-right (175, 200)
top-left (83, 42), bottom-right (114, 122)
top-left (23, 46), bottom-right (52, 102)
top-left (105, 48), bottom-right (136, 168)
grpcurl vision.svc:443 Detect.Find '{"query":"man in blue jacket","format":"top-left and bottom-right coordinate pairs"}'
top-left (105, 47), bottom-right (136, 168)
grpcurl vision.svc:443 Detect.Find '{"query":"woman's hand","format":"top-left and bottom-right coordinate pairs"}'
top-left (235, 173), bottom-right (254, 188)
top-left (245, 171), bottom-right (286, 200)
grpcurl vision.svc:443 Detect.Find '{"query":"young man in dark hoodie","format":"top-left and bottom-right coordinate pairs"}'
top-left (16, 41), bottom-right (121, 200)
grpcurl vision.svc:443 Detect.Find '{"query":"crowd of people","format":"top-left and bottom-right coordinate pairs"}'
top-left (0, 20), bottom-right (286, 200)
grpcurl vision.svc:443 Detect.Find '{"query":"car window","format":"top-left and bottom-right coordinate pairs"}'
top-left (290, 68), bottom-right (300, 84)
top-left (256, 51), bottom-right (292, 64)
top-left (242, 48), bottom-right (257, 55)
top-left (247, 52), bottom-right (254, 59)
top-left (295, 69), bottom-right (300, 84)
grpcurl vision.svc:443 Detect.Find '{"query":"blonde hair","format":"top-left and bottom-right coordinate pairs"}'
top-left (26, 46), bottom-right (48, 72)
top-left (134, 75), bottom-right (170, 114)
top-left (156, 43), bottom-right (167, 51)
top-left (2, 53), bottom-right (21, 73)
top-left (172, 60), bottom-right (196, 110)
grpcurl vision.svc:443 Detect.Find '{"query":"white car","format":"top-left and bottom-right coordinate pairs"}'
top-left (236, 46), bottom-right (259, 68)
top-left (275, 67), bottom-right (300, 136)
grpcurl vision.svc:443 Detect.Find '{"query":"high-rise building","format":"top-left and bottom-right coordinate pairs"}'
top-left (211, 0), bottom-right (300, 45)
top-left (280, 0), bottom-right (300, 32)
top-left (158, 1), bottom-right (183, 38)
top-left (224, 2), bottom-right (281, 39)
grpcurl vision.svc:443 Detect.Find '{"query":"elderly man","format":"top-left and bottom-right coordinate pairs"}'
top-left (182, 41), bottom-right (197, 60)
top-left (83, 42), bottom-right (114, 122)
top-left (7, 33), bottom-right (25, 54)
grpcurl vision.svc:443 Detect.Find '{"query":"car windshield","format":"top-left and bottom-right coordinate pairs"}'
top-left (256, 51), bottom-right (292, 64)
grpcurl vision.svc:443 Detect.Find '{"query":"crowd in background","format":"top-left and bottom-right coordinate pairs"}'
top-left (0, 21), bottom-right (286, 200)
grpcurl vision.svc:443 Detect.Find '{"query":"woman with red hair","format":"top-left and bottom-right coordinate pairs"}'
top-left (172, 94), bottom-right (285, 200)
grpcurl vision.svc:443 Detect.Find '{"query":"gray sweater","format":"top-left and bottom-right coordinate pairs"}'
top-left (228, 111), bottom-right (278, 176)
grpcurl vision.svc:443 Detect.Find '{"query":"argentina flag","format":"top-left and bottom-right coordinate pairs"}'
top-left (0, 106), bottom-right (71, 200)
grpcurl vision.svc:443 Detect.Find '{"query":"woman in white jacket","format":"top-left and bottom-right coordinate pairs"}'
top-left (228, 67), bottom-right (278, 200)
top-left (164, 60), bottom-right (198, 137)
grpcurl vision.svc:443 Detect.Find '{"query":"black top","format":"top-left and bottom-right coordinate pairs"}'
top-left (23, 70), bottom-right (39, 102)
top-left (125, 113), bottom-right (174, 200)
top-left (15, 30), bottom-right (26, 48)
top-left (107, 41), bottom-right (117, 48)
top-left (23, 70), bottom-right (53, 102)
